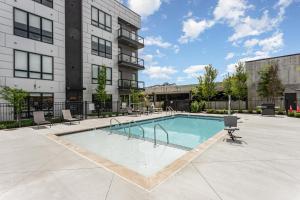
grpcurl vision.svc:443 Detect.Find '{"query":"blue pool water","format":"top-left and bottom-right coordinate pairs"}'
top-left (107, 115), bottom-right (224, 149)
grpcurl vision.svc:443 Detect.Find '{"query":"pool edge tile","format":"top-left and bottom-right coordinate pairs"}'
top-left (46, 129), bottom-right (226, 191)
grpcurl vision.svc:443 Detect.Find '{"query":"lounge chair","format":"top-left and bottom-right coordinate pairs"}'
top-left (33, 111), bottom-right (52, 129)
top-left (224, 116), bottom-right (241, 141)
top-left (127, 107), bottom-right (140, 116)
top-left (62, 110), bottom-right (80, 125)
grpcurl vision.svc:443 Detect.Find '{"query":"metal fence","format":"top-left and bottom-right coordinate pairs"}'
top-left (0, 101), bottom-right (125, 122)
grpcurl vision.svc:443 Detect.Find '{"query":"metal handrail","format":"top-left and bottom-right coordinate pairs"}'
top-left (118, 53), bottom-right (144, 66)
top-left (128, 120), bottom-right (145, 139)
top-left (118, 79), bottom-right (145, 90)
top-left (118, 27), bottom-right (144, 44)
top-left (110, 118), bottom-right (122, 133)
top-left (166, 106), bottom-right (175, 116)
top-left (154, 124), bottom-right (169, 147)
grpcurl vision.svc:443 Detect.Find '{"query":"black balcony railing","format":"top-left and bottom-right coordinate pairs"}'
top-left (118, 79), bottom-right (145, 90)
top-left (118, 53), bottom-right (144, 69)
top-left (118, 28), bottom-right (144, 49)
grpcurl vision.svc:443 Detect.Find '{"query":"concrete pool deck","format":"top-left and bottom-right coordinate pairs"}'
top-left (1, 113), bottom-right (300, 199)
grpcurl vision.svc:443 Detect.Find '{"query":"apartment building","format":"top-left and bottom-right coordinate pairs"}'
top-left (0, 0), bottom-right (144, 108)
top-left (245, 53), bottom-right (300, 110)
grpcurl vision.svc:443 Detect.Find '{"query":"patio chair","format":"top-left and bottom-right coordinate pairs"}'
top-left (224, 116), bottom-right (241, 141)
top-left (33, 111), bottom-right (52, 129)
top-left (127, 107), bottom-right (141, 116)
top-left (62, 110), bottom-right (80, 125)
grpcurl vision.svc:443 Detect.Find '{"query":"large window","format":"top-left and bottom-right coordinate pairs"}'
top-left (92, 65), bottom-right (112, 85)
top-left (91, 36), bottom-right (112, 59)
top-left (14, 8), bottom-right (53, 44)
top-left (14, 50), bottom-right (53, 80)
top-left (33, 0), bottom-right (53, 8)
top-left (91, 6), bottom-right (112, 32)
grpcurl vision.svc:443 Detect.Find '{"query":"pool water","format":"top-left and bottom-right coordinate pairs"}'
top-left (108, 115), bottom-right (224, 149)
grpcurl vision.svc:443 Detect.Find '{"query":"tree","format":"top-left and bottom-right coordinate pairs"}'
top-left (231, 62), bottom-right (248, 101)
top-left (202, 64), bottom-right (218, 101)
top-left (257, 62), bottom-right (284, 102)
top-left (131, 89), bottom-right (144, 104)
top-left (222, 73), bottom-right (233, 97)
top-left (95, 66), bottom-right (108, 103)
top-left (192, 76), bottom-right (204, 101)
top-left (0, 87), bottom-right (28, 126)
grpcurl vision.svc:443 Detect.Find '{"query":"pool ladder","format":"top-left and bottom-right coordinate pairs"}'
top-left (128, 120), bottom-right (145, 140)
top-left (110, 118), bottom-right (169, 148)
top-left (154, 124), bottom-right (169, 147)
top-left (109, 118), bottom-right (126, 134)
top-left (166, 106), bottom-right (175, 116)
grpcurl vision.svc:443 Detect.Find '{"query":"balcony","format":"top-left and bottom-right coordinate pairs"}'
top-left (118, 53), bottom-right (145, 70)
top-left (118, 28), bottom-right (144, 49)
top-left (118, 79), bottom-right (145, 91)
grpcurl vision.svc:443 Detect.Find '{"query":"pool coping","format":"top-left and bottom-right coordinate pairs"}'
top-left (46, 114), bottom-right (227, 191)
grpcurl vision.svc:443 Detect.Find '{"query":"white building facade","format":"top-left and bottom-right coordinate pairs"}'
top-left (0, 0), bottom-right (145, 111)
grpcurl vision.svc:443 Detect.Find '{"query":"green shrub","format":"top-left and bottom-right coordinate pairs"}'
top-left (216, 110), bottom-right (227, 114)
top-left (288, 111), bottom-right (295, 117)
top-left (198, 101), bottom-right (207, 111)
top-left (248, 109), bottom-right (253, 114)
top-left (277, 110), bottom-right (285, 115)
top-left (206, 109), bottom-right (216, 114)
top-left (295, 112), bottom-right (300, 118)
top-left (191, 101), bottom-right (200, 113)
top-left (238, 110), bottom-right (243, 113)
top-left (256, 109), bottom-right (261, 114)
top-left (0, 119), bottom-right (34, 129)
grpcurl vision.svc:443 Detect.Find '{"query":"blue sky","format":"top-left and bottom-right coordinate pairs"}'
top-left (121, 0), bottom-right (300, 86)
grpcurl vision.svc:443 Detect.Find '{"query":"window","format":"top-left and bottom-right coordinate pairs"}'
top-left (92, 64), bottom-right (112, 85)
top-left (14, 50), bottom-right (53, 80)
top-left (118, 71), bottom-right (122, 79)
top-left (33, 0), bottom-right (53, 8)
top-left (132, 73), bottom-right (137, 81)
top-left (91, 36), bottom-right (112, 59)
top-left (14, 8), bottom-right (53, 44)
top-left (91, 6), bottom-right (112, 32)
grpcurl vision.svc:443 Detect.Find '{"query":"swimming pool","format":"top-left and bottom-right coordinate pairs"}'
top-left (53, 114), bottom-right (226, 189)
top-left (108, 115), bottom-right (224, 149)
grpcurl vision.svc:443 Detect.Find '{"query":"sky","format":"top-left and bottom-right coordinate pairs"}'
top-left (119, 0), bottom-right (300, 86)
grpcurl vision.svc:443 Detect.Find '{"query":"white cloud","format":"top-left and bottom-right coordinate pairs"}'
top-left (145, 36), bottom-right (180, 54)
top-left (244, 38), bottom-right (259, 48)
top-left (179, 19), bottom-right (214, 44)
top-left (225, 52), bottom-right (235, 60)
top-left (173, 45), bottom-right (180, 54)
top-left (226, 63), bottom-right (237, 73)
top-left (213, 0), bottom-right (250, 26)
top-left (244, 32), bottom-right (284, 52)
top-left (229, 11), bottom-right (276, 42)
top-left (240, 50), bottom-right (269, 62)
top-left (144, 36), bottom-right (172, 48)
top-left (183, 65), bottom-right (206, 77)
top-left (259, 32), bottom-right (284, 52)
top-left (143, 66), bottom-right (177, 79)
top-left (184, 11), bottom-right (193, 18)
top-left (128, 0), bottom-right (162, 18)
top-left (178, 0), bottom-right (293, 45)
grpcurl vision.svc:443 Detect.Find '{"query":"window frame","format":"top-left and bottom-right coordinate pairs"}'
top-left (13, 8), bottom-right (53, 44)
top-left (91, 64), bottom-right (112, 85)
top-left (91, 35), bottom-right (112, 59)
top-left (32, 0), bottom-right (53, 8)
top-left (13, 49), bottom-right (54, 81)
top-left (91, 6), bottom-right (112, 32)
